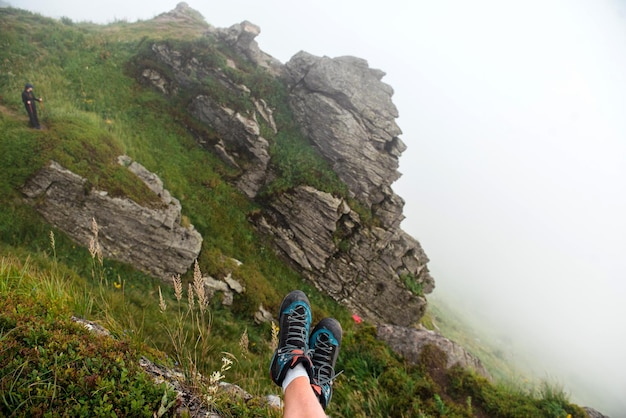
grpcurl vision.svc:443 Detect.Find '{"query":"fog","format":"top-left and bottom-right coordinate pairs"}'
top-left (8, 0), bottom-right (626, 415)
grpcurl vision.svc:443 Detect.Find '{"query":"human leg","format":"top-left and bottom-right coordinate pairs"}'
top-left (25, 102), bottom-right (40, 128)
top-left (31, 105), bottom-right (40, 128)
top-left (283, 373), bottom-right (326, 418)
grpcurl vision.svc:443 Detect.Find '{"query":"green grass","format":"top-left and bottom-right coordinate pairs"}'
top-left (0, 7), bottom-right (592, 417)
top-left (0, 255), bottom-right (177, 417)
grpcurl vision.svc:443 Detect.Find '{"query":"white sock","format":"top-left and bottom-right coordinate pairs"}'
top-left (281, 363), bottom-right (309, 392)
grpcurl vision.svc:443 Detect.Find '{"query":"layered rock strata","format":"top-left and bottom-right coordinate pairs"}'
top-left (137, 12), bottom-right (434, 325)
top-left (21, 158), bottom-right (202, 281)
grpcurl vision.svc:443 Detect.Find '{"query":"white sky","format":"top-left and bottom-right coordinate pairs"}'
top-left (9, 0), bottom-right (626, 414)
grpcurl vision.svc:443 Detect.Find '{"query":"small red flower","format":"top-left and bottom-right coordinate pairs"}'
top-left (352, 314), bottom-right (363, 324)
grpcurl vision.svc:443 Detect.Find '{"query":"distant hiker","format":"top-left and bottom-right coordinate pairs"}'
top-left (22, 83), bottom-right (43, 129)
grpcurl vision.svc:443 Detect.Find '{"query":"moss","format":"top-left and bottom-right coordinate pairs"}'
top-left (401, 272), bottom-right (424, 296)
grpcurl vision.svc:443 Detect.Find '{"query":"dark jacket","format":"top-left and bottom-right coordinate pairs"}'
top-left (22, 89), bottom-right (41, 107)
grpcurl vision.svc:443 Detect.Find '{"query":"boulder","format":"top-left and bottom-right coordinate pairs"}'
top-left (254, 305), bottom-right (274, 324)
top-left (22, 159), bottom-right (202, 281)
top-left (583, 407), bottom-right (609, 418)
top-left (377, 324), bottom-right (491, 378)
top-left (202, 273), bottom-right (245, 306)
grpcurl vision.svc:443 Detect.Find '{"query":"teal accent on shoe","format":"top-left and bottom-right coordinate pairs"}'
top-left (269, 290), bottom-right (314, 387)
top-left (309, 317), bottom-right (342, 410)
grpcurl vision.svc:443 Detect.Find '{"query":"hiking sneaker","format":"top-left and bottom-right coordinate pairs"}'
top-left (309, 317), bottom-right (342, 410)
top-left (269, 290), bottom-right (314, 387)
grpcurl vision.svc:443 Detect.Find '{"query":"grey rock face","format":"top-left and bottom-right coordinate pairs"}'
top-left (141, 41), bottom-right (277, 199)
top-left (136, 17), bottom-right (435, 324)
top-left (377, 324), bottom-right (491, 378)
top-left (583, 407), bottom-right (609, 418)
top-left (258, 52), bottom-right (436, 325)
top-left (213, 20), bottom-right (284, 75)
top-left (189, 95), bottom-right (272, 198)
top-left (284, 52), bottom-right (406, 210)
top-left (255, 186), bottom-right (433, 326)
top-left (22, 159), bottom-right (202, 281)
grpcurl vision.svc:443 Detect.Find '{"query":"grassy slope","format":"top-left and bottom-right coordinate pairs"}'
top-left (0, 8), bottom-right (588, 417)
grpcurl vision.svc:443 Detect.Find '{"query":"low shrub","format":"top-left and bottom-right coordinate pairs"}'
top-left (0, 291), bottom-right (175, 417)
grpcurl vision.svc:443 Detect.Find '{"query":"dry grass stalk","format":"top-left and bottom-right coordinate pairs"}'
top-left (173, 274), bottom-right (183, 302)
top-left (270, 321), bottom-right (279, 352)
top-left (192, 261), bottom-right (207, 312)
top-left (158, 286), bottom-right (167, 312)
top-left (239, 328), bottom-right (249, 359)
top-left (187, 283), bottom-right (195, 310)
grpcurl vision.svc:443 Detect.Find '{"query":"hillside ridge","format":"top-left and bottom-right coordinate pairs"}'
top-left (0, 4), bottom-right (605, 417)
top-left (15, 1), bottom-right (435, 327)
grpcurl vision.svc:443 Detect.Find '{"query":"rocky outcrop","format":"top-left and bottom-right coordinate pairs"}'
top-left (136, 7), bottom-right (434, 325)
top-left (21, 158), bottom-right (202, 281)
top-left (141, 40), bottom-right (277, 199)
top-left (153, 2), bottom-right (205, 25)
top-left (284, 52), bottom-right (406, 212)
top-left (189, 95), bottom-right (273, 198)
top-left (254, 185), bottom-right (433, 326)
top-left (213, 20), bottom-right (283, 76)
top-left (258, 51), bottom-right (434, 325)
top-left (583, 407), bottom-right (609, 418)
top-left (377, 324), bottom-right (491, 379)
